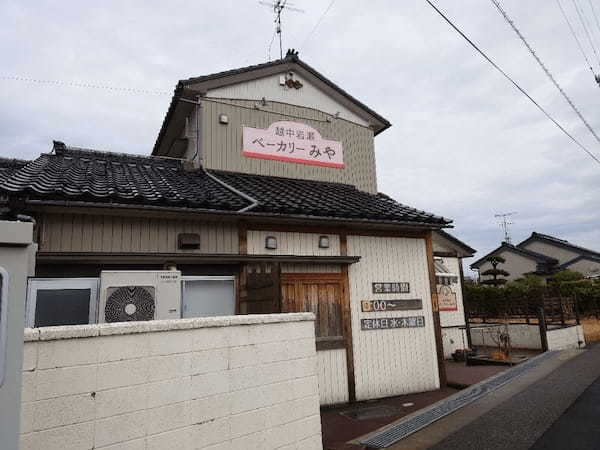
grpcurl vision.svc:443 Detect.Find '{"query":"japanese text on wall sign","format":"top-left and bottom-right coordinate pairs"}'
top-left (372, 282), bottom-right (410, 294)
top-left (361, 316), bottom-right (425, 330)
top-left (242, 121), bottom-right (344, 168)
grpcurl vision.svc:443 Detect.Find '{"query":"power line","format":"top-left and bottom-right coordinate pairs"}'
top-left (588, 0), bottom-right (600, 38)
top-left (556, 0), bottom-right (596, 75)
top-left (0, 75), bottom-right (170, 96)
top-left (490, 0), bottom-right (600, 148)
top-left (425, 0), bottom-right (600, 166)
top-left (300, 0), bottom-right (336, 50)
top-left (572, 0), bottom-right (600, 68)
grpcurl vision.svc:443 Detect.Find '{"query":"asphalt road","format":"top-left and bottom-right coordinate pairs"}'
top-left (531, 375), bottom-right (600, 450)
top-left (432, 343), bottom-right (600, 450)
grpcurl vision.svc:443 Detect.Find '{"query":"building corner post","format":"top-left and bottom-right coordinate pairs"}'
top-left (425, 231), bottom-right (447, 387)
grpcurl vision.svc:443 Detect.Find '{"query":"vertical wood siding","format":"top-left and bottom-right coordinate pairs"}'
top-left (196, 99), bottom-right (378, 193)
top-left (39, 213), bottom-right (239, 254)
top-left (206, 72), bottom-right (370, 126)
top-left (247, 231), bottom-right (340, 256)
top-left (317, 349), bottom-right (349, 406)
top-left (438, 257), bottom-right (466, 328)
top-left (347, 235), bottom-right (440, 401)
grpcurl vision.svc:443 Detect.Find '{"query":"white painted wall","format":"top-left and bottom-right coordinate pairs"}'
top-left (477, 250), bottom-right (538, 282)
top-left (19, 314), bottom-right (322, 450)
top-left (247, 230), bottom-right (340, 256)
top-left (316, 349), bottom-right (349, 406)
top-left (438, 257), bottom-right (466, 328)
top-left (347, 235), bottom-right (440, 401)
top-left (441, 327), bottom-right (468, 359)
top-left (207, 73), bottom-right (370, 127)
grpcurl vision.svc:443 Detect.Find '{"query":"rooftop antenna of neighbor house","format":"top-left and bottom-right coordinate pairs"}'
top-left (495, 212), bottom-right (518, 244)
top-left (260, 0), bottom-right (305, 60)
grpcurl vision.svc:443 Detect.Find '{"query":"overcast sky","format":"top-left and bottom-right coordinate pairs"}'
top-left (1, 0), bottom-right (599, 273)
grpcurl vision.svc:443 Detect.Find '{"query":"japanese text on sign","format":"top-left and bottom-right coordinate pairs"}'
top-left (437, 285), bottom-right (458, 311)
top-left (361, 316), bottom-right (425, 330)
top-left (361, 299), bottom-right (423, 312)
top-left (372, 282), bottom-right (410, 294)
top-left (242, 121), bottom-right (344, 168)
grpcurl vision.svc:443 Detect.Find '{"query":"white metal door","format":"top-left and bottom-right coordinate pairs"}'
top-left (181, 276), bottom-right (236, 318)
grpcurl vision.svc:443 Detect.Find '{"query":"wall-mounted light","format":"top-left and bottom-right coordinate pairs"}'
top-left (218, 114), bottom-right (229, 124)
top-left (318, 236), bottom-right (330, 249)
top-left (265, 236), bottom-right (277, 250)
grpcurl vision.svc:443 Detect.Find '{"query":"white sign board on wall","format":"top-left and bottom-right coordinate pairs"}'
top-left (242, 121), bottom-right (344, 168)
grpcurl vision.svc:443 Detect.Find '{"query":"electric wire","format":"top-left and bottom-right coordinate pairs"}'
top-left (588, 0), bottom-right (600, 37)
top-left (572, 0), bottom-right (600, 67)
top-left (425, 0), bottom-right (600, 166)
top-left (491, 0), bottom-right (600, 147)
top-left (0, 75), bottom-right (170, 95)
top-left (267, 28), bottom-right (277, 61)
top-left (556, 0), bottom-right (596, 75)
top-left (300, 0), bottom-right (336, 49)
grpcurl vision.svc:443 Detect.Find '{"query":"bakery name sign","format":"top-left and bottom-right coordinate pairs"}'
top-left (242, 121), bottom-right (344, 169)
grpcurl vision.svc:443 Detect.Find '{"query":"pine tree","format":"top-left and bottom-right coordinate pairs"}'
top-left (480, 255), bottom-right (509, 286)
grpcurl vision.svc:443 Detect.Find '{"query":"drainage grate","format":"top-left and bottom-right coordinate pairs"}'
top-left (360, 351), bottom-right (557, 448)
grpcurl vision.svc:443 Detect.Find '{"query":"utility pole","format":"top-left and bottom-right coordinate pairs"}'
top-left (494, 212), bottom-right (517, 244)
top-left (260, 0), bottom-right (304, 60)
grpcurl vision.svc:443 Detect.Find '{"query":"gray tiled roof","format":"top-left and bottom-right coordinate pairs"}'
top-left (0, 145), bottom-right (450, 227)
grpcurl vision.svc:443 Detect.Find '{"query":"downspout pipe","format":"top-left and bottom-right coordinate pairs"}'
top-left (177, 96), bottom-right (260, 213)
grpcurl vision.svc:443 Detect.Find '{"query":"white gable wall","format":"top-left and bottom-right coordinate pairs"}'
top-left (207, 72), bottom-right (370, 127)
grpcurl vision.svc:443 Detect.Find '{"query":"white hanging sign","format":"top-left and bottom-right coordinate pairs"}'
top-left (242, 121), bottom-right (344, 169)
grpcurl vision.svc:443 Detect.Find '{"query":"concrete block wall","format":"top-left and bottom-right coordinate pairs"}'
top-left (20, 314), bottom-right (322, 450)
top-left (547, 325), bottom-right (586, 351)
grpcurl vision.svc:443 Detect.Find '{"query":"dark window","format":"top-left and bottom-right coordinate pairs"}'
top-left (34, 289), bottom-right (92, 327)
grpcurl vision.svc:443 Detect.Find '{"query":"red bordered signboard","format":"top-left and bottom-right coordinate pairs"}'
top-left (242, 121), bottom-right (344, 169)
top-left (437, 285), bottom-right (458, 311)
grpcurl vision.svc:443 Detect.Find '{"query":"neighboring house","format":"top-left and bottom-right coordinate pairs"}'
top-left (1, 51), bottom-right (467, 404)
top-left (471, 232), bottom-right (600, 282)
top-left (432, 230), bottom-right (476, 357)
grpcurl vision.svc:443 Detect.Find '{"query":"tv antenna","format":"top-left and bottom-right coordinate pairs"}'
top-left (495, 212), bottom-right (517, 244)
top-left (260, 1), bottom-right (305, 60)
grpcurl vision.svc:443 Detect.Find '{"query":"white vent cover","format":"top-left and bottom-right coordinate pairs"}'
top-left (104, 286), bottom-right (155, 323)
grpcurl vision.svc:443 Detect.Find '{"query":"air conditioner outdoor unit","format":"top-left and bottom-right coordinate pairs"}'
top-left (99, 271), bottom-right (182, 323)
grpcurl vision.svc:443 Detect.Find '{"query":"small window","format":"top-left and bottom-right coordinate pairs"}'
top-left (26, 278), bottom-right (99, 328)
top-left (181, 276), bottom-right (236, 318)
top-left (0, 267), bottom-right (8, 387)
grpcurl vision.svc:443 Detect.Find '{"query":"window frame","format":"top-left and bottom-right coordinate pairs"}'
top-left (0, 267), bottom-right (9, 387)
top-left (26, 278), bottom-right (100, 328)
top-left (180, 275), bottom-right (237, 318)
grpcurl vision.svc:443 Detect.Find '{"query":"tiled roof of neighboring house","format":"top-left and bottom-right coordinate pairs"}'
top-left (518, 232), bottom-right (600, 259)
top-left (558, 254), bottom-right (600, 270)
top-left (0, 143), bottom-right (450, 227)
top-left (470, 242), bottom-right (558, 269)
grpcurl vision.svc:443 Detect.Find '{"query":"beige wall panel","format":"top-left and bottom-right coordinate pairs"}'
top-left (194, 99), bottom-right (378, 193)
top-left (247, 230), bottom-right (340, 256)
top-left (207, 72), bottom-right (370, 126)
top-left (438, 257), bottom-right (466, 328)
top-left (347, 235), bottom-right (440, 401)
top-left (478, 250), bottom-right (538, 282)
top-left (39, 213), bottom-right (238, 254)
top-left (564, 259), bottom-right (600, 277)
top-left (520, 241), bottom-right (580, 265)
top-left (316, 349), bottom-right (349, 406)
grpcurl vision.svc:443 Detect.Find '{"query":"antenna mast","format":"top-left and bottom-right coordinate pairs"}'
top-left (494, 212), bottom-right (517, 244)
top-left (260, 0), bottom-right (305, 60)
